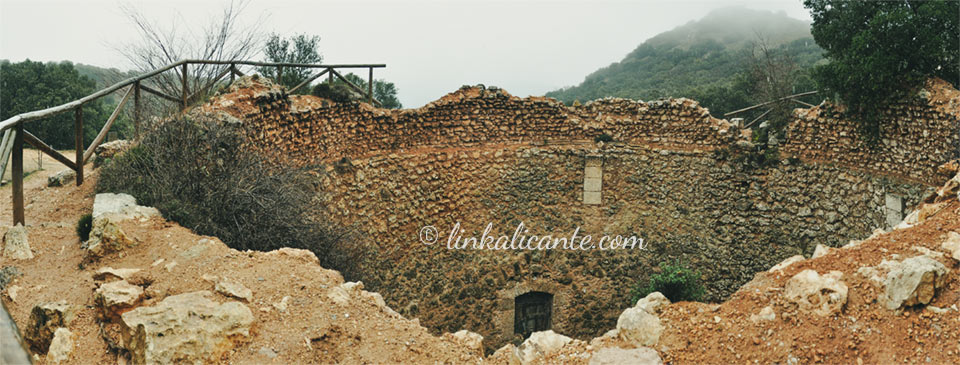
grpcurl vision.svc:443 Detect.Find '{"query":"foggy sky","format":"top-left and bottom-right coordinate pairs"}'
top-left (0, 0), bottom-right (812, 108)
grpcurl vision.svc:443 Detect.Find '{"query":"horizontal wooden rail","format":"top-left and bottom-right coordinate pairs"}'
top-left (0, 60), bottom-right (386, 132)
top-left (2, 58), bottom-right (385, 226)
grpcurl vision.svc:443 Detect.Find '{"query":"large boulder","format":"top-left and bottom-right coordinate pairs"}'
top-left (2, 224), bottom-right (32, 260)
top-left (24, 301), bottom-right (75, 353)
top-left (514, 330), bottom-right (572, 364)
top-left (120, 291), bottom-right (254, 364)
top-left (589, 347), bottom-right (662, 365)
top-left (616, 306), bottom-right (663, 346)
top-left (95, 280), bottom-right (145, 320)
top-left (784, 270), bottom-right (848, 316)
top-left (882, 256), bottom-right (949, 310)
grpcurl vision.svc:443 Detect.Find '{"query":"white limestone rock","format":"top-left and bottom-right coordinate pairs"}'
top-left (634, 292), bottom-right (670, 315)
top-left (768, 255), bottom-right (804, 272)
top-left (2, 224), bottom-right (32, 260)
top-left (47, 328), bottom-right (73, 363)
top-left (882, 256), bottom-right (948, 310)
top-left (784, 269), bottom-right (848, 316)
top-left (616, 306), bottom-right (663, 346)
top-left (120, 291), bottom-right (254, 364)
top-left (514, 330), bottom-right (572, 364)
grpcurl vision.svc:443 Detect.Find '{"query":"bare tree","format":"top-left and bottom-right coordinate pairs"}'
top-left (119, 0), bottom-right (263, 112)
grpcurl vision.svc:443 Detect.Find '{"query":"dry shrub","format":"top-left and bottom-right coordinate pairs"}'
top-left (96, 115), bottom-right (366, 277)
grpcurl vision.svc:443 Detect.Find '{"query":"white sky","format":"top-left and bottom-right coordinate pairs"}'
top-left (0, 0), bottom-right (812, 107)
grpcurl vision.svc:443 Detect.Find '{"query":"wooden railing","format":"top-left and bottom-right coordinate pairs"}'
top-left (0, 59), bottom-right (386, 225)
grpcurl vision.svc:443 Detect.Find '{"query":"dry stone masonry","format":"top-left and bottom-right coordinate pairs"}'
top-left (198, 76), bottom-right (959, 352)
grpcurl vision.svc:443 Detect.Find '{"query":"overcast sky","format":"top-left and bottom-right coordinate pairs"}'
top-left (0, 0), bottom-right (812, 108)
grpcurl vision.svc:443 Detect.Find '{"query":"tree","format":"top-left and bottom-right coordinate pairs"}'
top-left (258, 34), bottom-right (322, 91)
top-left (120, 0), bottom-right (262, 112)
top-left (313, 72), bottom-right (402, 109)
top-left (0, 60), bottom-right (128, 149)
top-left (804, 0), bottom-right (959, 136)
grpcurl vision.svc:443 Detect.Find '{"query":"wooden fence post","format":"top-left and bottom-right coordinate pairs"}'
top-left (368, 67), bottom-right (374, 103)
top-left (12, 122), bottom-right (24, 225)
top-left (75, 107), bottom-right (83, 186)
top-left (134, 81), bottom-right (141, 139)
top-left (181, 63), bottom-right (189, 108)
top-left (277, 65), bottom-right (283, 84)
top-left (328, 68), bottom-right (333, 85)
top-left (230, 63), bottom-right (236, 83)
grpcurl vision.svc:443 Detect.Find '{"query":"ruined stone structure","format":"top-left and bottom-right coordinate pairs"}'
top-left (203, 77), bottom-right (959, 352)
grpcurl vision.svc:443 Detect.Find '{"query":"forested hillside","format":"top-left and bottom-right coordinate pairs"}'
top-left (546, 7), bottom-right (824, 116)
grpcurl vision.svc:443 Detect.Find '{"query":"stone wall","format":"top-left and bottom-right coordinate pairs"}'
top-left (781, 78), bottom-right (960, 185)
top-left (201, 77), bottom-right (956, 353)
top-left (312, 143), bottom-right (929, 352)
top-left (225, 84), bottom-right (741, 167)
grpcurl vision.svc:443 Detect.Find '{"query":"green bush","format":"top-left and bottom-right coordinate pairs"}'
top-left (96, 115), bottom-right (363, 278)
top-left (631, 260), bottom-right (705, 303)
top-left (76, 213), bottom-right (93, 241)
top-left (312, 83), bottom-right (361, 103)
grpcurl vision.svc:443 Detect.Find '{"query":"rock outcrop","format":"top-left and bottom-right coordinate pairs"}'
top-left (784, 269), bottom-right (848, 316)
top-left (120, 291), bottom-right (254, 364)
top-left (881, 255), bottom-right (948, 310)
top-left (2, 224), bottom-right (32, 260)
top-left (24, 301), bottom-right (75, 353)
top-left (47, 327), bottom-right (73, 363)
top-left (95, 280), bottom-right (145, 320)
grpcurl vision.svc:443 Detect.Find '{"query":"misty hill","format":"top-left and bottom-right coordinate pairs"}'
top-left (546, 7), bottom-right (824, 114)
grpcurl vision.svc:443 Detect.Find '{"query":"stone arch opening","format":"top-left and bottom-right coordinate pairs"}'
top-left (514, 291), bottom-right (553, 338)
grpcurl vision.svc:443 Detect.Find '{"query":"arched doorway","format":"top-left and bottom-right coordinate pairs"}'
top-left (514, 291), bottom-right (553, 338)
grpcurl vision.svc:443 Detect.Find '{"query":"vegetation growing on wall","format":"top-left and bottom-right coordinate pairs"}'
top-left (804, 0), bottom-right (960, 139)
top-left (631, 260), bottom-right (706, 303)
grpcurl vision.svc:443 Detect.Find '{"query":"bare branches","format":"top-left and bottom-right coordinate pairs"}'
top-left (119, 0), bottom-right (264, 113)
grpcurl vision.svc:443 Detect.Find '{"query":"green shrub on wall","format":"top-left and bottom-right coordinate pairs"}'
top-left (631, 259), bottom-right (706, 303)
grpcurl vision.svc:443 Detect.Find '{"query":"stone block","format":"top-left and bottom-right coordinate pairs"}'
top-left (584, 177), bottom-right (602, 192)
top-left (583, 191), bottom-right (601, 205)
top-left (585, 166), bottom-right (602, 179)
top-left (885, 194), bottom-right (904, 211)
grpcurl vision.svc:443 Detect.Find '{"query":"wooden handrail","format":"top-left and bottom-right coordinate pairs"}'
top-left (0, 59), bottom-right (386, 132)
top-left (2, 58), bottom-right (386, 226)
